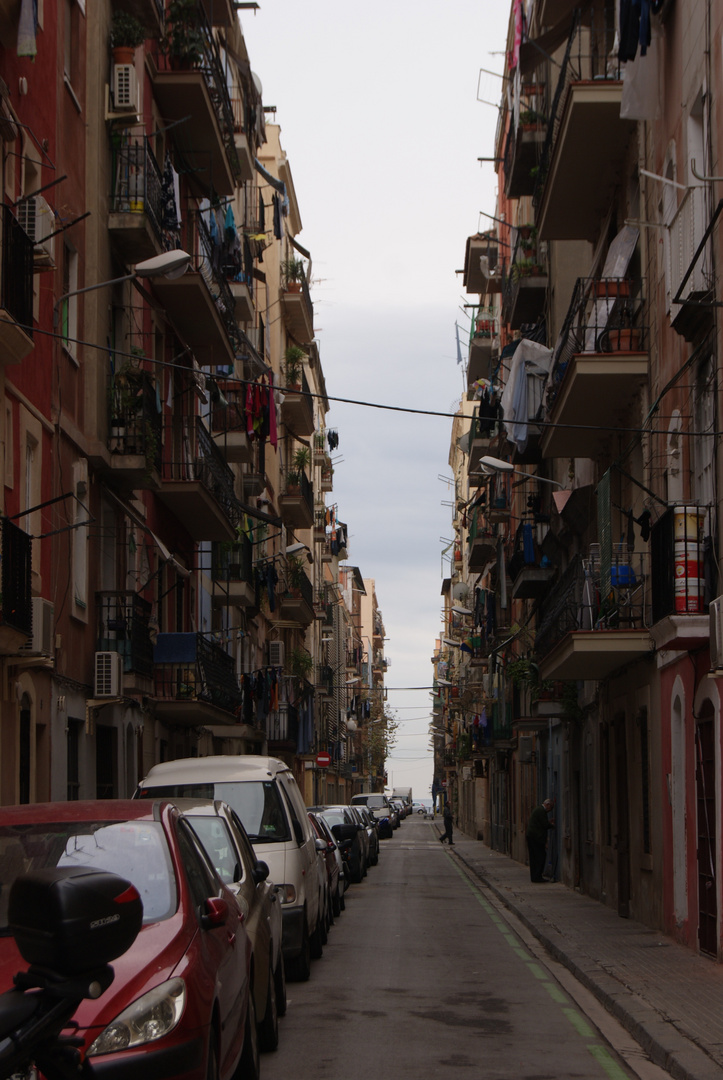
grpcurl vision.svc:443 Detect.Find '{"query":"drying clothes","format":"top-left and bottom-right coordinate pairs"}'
top-left (619, 0), bottom-right (652, 61)
top-left (327, 430), bottom-right (339, 451)
top-left (272, 194), bottom-right (283, 240)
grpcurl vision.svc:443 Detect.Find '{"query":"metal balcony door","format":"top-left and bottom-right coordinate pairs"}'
top-left (696, 711), bottom-right (717, 956)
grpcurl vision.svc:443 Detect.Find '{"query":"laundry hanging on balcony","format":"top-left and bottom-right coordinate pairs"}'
top-left (499, 337), bottom-right (552, 453)
top-left (161, 154), bottom-right (182, 237)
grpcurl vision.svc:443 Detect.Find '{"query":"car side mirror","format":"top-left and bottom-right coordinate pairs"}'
top-left (315, 838), bottom-right (327, 852)
top-left (252, 861), bottom-right (270, 884)
top-left (200, 897), bottom-right (228, 930)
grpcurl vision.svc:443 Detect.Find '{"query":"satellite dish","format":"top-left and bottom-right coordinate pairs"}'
top-left (346, 719), bottom-right (358, 732)
top-left (452, 582), bottom-right (469, 600)
top-left (252, 71), bottom-right (263, 96)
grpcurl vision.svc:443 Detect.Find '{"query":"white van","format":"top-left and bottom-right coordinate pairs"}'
top-left (135, 756), bottom-right (322, 981)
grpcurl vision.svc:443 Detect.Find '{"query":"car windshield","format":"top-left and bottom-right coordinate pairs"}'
top-left (139, 781), bottom-right (290, 843)
top-left (319, 811), bottom-right (347, 827)
top-left (0, 821), bottom-right (176, 931)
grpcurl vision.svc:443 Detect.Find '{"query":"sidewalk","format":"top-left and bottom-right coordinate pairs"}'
top-left (439, 823), bottom-right (723, 1080)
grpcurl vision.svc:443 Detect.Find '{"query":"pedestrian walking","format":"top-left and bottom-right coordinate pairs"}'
top-left (440, 802), bottom-right (454, 845)
top-left (526, 798), bottom-right (554, 881)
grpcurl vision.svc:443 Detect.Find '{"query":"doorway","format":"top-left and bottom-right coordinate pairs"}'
top-left (614, 712), bottom-right (630, 918)
top-left (696, 704), bottom-right (717, 955)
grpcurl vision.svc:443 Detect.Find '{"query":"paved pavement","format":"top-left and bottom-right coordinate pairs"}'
top-left (429, 819), bottom-right (723, 1080)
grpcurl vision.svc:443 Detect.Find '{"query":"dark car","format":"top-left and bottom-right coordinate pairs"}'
top-left (351, 793), bottom-right (394, 839)
top-left (308, 806), bottom-right (366, 884)
top-left (0, 800), bottom-right (258, 1080)
top-left (308, 811), bottom-right (343, 920)
top-left (353, 805), bottom-right (380, 866)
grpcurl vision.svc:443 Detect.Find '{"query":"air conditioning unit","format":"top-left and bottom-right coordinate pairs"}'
top-left (269, 640), bottom-right (285, 668)
top-left (113, 64), bottom-right (140, 112)
top-left (518, 736), bottom-right (534, 763)
top-left (20, 597), bottom-right (54, 656)
top-left (94, 651), bottom-right (123, 697)
top-left (17, 195), bottom-right (55, 266)
top-left (710, 597), bottom-right (723, 670)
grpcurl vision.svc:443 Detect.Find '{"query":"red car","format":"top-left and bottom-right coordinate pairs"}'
top-left (0, 800), bottom-right (259, 1080)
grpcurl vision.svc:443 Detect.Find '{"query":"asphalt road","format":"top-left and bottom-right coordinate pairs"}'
top-left (262, 815), bottom-right (650, 1080)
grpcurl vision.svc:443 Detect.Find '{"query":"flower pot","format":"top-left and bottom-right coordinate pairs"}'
top-left (593, 279), bottom-right (630, 299)
top-left (286, 282), bottom-right (302, 293)
top-left (605, 328), bottom-right (642, 352)
top-left (113, 46), bottom-right (136, 65)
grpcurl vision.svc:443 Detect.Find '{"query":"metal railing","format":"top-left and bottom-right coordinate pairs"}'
top-left (212, 533), bottom-right (253, 584)
top-left (2, 205), bottom-right (34, 335)
top-left (162, 415), bottom-right (240, 528)
top-left (535, 548), bottom-right (650, 660)
top-left (1, 517), bottom-right (32, 636)
top-left (545, 276), bottom-right (648, 410)
top-left (667, 185), bottom-right (712, 302)
top-left (193, 210), bottom-right (247, 358)
top-left (110, 137), bottom-right (165, 245)
top-left (651, 505), bottom-right (715, 623)
top-left (96, 591), bottom-right (153, 676)
top-left (109, 370), bottom-right (163, 469)
top-left (532, 4), bottom-right (622, 213)
top-left (153, 631), bottom-right (242, 713)
top-left (267, 702), bottom-right (299, 745)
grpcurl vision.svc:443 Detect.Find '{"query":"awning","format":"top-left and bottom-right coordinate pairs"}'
top-left (518, 14), bottom-right (577, 76)
top-left (254, 158), bottom-right (286, 196)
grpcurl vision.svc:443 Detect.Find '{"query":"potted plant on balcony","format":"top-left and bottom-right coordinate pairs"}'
top-left (288, 646), bottom-right (313, 680)
top-left (163, 0), bottom-right (205, 69)
top-left (284, 345), bottom-right (305, 390)
top-left (293, 446), bottom-right (311, 473)
top-left (110, 11), bottom-right (148, 64)
top-left (282, 256), bottom-right (305, 292)
top-left (285, 469), bottom-right (301, 495)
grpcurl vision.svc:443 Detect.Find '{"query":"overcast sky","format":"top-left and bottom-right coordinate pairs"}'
top-left (242, 2), bottom-right (509, 796)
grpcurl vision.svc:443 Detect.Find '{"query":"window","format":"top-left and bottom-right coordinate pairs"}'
top-left (67, 719), bottom-right (81, 800)
top-left (60, 243), bottom-right (78, 358)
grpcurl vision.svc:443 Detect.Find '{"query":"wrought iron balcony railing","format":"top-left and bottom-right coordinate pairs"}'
top-left (650, 505), bottom-right (715, 623)
top-left (110, 137), bottom-right (165, 245)
top-left (96, 591), bottom-right (153, 676)
top-left (2, 205), bottom-right (34, 335)
top-left (162, 415), bottom-right (240, 527)
top-left (212, 533), bottom-right (253, 584)
top-left (109, 369), bottom-right (163, 468)
top-left (1, 516), bottom-right (32, 636)
top-left (153, 631), bottom-right (242, 713)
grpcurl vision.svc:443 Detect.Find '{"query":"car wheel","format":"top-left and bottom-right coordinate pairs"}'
top-left (274, 953), bottom-right (287, 1017)
top-left (332, 883), bottom-right (341, 918)
top-left (309, 914), bottom-right (324, 960)
top-left (320, 904), bottom-right (328, 945)
top-left (237, 988), bottom-right (259, 1080)
top-left (258, 956), bottom-right (279, 1053)
top-left (207, 1032), bottom-right (220, 1080)
top-left (286, 920), bottom-right (311, 982)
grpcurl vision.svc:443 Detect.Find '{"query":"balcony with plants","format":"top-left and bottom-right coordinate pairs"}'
top-left (501, 227), bottom-right (548, 330)
top-left (158, 414), bottom-right (240, 540)
top-left (463, 231), bottom-right (499, 295)
top-left (541, 275), bottom-right (648, 459)
top-left (508, 516), bottom-right (556, 601)
top-left (534, 547), bottom-right (652, 682)
top-left (467, 306), bottom-right (499, 388)
top-left (107, 365), bottom-right (162, 488)
top-left (150, 0), bottom-right (240, 197)
top-left (210, 381), bottom-right (252, 463)
top-left (108, 134), bottom-right (165, 264)
top-left (0, 517), bottom-right (32, 653)
top-left (96, 590), bottom-right (154, 685)
top-left (503, 86), bottom-right (548, 200)
top-left (152, 630), bottom-right (242, 724)
top-left (278, 555), bottom-right (314, 625)
top-left (279, 448), bottom-right (314, 529)
top-left (0, 205), bottom-right (34, 365)
top-left (152, 209), bottom-right (245, 369)
top-left (280, 347), bottom-right (315, 434)
top-left (280, 257), bottom-right (314, 344)
top-left (211, 531), bottom-right (254, 608)
top-left (110, 0), bottom-right (164, 35)
top-left (532, 3), bottom-right (636, 240)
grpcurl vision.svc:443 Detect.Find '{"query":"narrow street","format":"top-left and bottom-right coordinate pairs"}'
top-left (264, 816), bottom-right (659, 1080)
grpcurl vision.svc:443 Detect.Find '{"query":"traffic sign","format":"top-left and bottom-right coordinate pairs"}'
top-left (316, 752), bottom-right (331, 768)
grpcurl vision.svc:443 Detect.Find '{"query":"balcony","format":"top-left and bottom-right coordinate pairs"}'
top-left (468, 313), bottom-right (498, 387)
top-left (149, 5), bottom-right (239, 197)
top-left (108, 369), bottom-right (162, 489)
top-left (0, 517), bottom-right (32, 653)
top-left (535, 550), bottom-right (653, 681)
top-left (108, 137), bottom-right (164, 264)
top-left (280, 367), bottom-right (315, 435)
top-left (0, 206), bottom-right (34, 365)
top-left (96, 591), bottom-right (154, 683)
top-left (649, 505), bottom-right (713, 652)
top-left (211, 535), bottom-right (255, 608)
top-left (319, 456), bottom-right (333, 492)
top-left (281, 277), bottom-right (314, 344)
top-left (230, 95), bottom-right (256, 183)
top-left (210, 383), bottom-right (252, 463)
top-left (463, 233), bottom-right (499, 295)
top-left (229, 277), bottom-right (254, 323)
top-left (504, 112), bottom-right (547, 200)
top-left (152, 212), bottom-right (242, 368)
top-left (278, 565), bottom-right (314, 626)
top-left (468, 411), bottom-right (501, 474)
top-left (159, 416), bottom-right (239, 541)
top-left (511, 564), bottom-right (556, 601)
top-left (111, 0), bottom-right (164, 35)
top-left (467, 509), bottom-right (497, 572)
top-left (279, 470), bottom-right (314, 530)
top-left (502, 234), bottom-right (548, 329)
top-left (542, 276), bottom-right (648, 459)
top-left (533, 6), bottom-right (636, 241)
top-left (267, 702), bottom-right (299, 754)
top-left (153, 632), bottom-right (242, 725)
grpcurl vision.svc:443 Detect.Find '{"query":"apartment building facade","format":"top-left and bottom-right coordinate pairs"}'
top-left (0, 2), bottom-right (386, 809)
top-left (437, 0), bottom-right (723, 959)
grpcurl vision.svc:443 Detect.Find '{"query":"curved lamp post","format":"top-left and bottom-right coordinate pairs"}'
top-left (53, 250), bottom-right (192, 327)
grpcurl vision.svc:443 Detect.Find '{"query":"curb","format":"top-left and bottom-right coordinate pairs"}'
top-left (453, 848), bottom-right (723, 1080)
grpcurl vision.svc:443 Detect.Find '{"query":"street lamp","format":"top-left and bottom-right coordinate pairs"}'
top-left (477, 454), bottom-right (566, 488)
top-left (53, 250), bottom-right (192, 327)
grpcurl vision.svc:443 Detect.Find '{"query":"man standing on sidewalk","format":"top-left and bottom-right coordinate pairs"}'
top-left (526, 798), bottom-right (554, 881)
top-left (440, 802), bottom-right (454, 845)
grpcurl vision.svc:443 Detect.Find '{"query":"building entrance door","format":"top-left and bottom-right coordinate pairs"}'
top-left (696, 708), bottom-right (717, 956)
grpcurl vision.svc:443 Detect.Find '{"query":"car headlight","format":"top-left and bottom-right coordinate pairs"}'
top-left (88, 978), bottom-right (186, 1055)
top-left (275, 884), bottom-right (297, 904)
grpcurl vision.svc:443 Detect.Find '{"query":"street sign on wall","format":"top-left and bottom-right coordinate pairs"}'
top-left (317, 752), bottom-right (331, 768)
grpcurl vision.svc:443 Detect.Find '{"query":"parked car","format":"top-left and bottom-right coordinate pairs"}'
top-left (354, 805), bottom-right (380, 866)
top-left (171, 798), bottom-right (286, 1050)
top-left (309, 806), bottom-right (366, 884)
top-left (0, 800), bottom-right (259, 1080)
top-left (308, 811), bottom-right (342, 922)
top-left (347, 805), bottom-right (371, 873)
top-left (413, 799), bottom-right (433, 814)
top-left (389, 799), bottom-right (405, 825)
top-left (350, 793), bottom-right (394, 839)
top-left (136, 755), bottom-right (323, 981)
top-left (311, 811), bottom-right (346, 913)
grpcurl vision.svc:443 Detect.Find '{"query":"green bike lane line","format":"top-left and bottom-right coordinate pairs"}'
top-left (443, 851), bottom-right (631, 1080)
